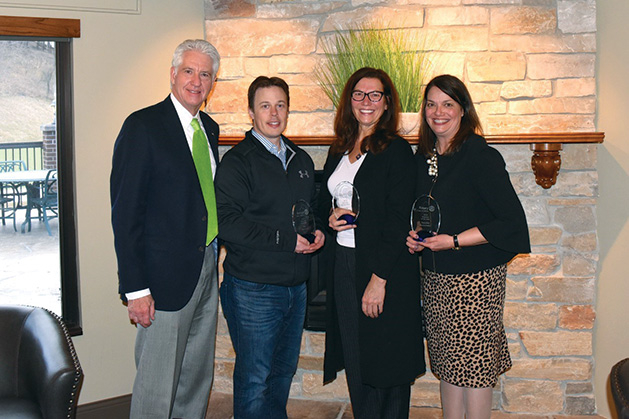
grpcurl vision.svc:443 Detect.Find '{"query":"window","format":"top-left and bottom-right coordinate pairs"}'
top-left (0, 16), bottom-right (81, 335)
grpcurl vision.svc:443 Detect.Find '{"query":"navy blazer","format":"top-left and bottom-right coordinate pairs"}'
top-left (111, 96), bottom-right (219, 311)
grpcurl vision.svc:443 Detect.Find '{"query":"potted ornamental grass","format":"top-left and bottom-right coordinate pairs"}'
top-left (315, 21), bottom-right (432, 133)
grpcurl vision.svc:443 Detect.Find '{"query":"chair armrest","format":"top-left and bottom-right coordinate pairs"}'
top-left (611, 358), bottom-right (629, 419)
top-left (19, 308), bottom-right (83, 419)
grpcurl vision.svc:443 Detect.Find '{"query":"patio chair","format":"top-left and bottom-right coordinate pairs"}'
top-left (29, 169), bottom-right (58, 236)
top-left (0, 183), bottom-right (19, 231)
top-left (0, 196), bottom-right (12, 224)
top-left (611, 358), bottom-right (629, 419)
top-left (0, 160), bottom-right (28, 227)
top-left (0, 305), bottom-right (83, 419)
top-left (0, 160), bottom-right (27, 172)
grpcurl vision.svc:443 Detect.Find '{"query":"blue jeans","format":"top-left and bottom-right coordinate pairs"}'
top-left (220, 273), bottom-right (306, 419)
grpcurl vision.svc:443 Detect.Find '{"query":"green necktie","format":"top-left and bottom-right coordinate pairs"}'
top-left (191, 118), bottom-right (218, 245)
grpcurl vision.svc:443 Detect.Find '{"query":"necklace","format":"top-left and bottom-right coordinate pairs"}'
top-left (427, 147), bottom-right (438, 177)
top-left (355, 152), bottom-right (362, 160)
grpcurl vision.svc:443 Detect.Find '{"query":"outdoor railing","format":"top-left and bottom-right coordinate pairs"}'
top-left (0, 141), bottom-right (44, 170)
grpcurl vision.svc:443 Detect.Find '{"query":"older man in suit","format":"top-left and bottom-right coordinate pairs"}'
top-left (111, 39), bottom-right (221, 419)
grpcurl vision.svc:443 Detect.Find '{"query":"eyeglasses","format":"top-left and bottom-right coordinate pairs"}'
top-left (351, 90), bottom-right (384, 103)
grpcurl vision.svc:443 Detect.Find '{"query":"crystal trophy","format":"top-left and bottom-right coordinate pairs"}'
top-left (410, 194), bottom-right (441, 240)
top-left (292, 199), bottom-right (316, 244)
top-left (332, 181), bottom-right (360, 225)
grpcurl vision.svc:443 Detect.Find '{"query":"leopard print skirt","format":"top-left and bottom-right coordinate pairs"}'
top-left (422, 264), bottom-right (511, 388)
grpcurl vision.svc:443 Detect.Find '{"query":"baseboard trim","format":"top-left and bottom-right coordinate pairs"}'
top-left (77, 394), bottom-right (131, 419)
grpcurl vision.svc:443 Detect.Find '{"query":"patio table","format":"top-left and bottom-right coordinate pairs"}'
top-left (0, 170), bottom-right (52, 233)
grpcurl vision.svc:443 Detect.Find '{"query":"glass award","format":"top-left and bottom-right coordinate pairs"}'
top-left (292, 199), bottom-right (316, 244)
top-left (332, 181), bottom-right (360, 225)
top-left (410, 194), bottom-right (441, 240)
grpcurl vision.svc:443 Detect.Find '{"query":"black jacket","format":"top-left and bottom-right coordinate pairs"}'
top-left (319, 136), bottom-right (426, 387)
top-left (415, 134), bottom-right (530, 273)
top-left (215, 130), bottom-right (318, 286)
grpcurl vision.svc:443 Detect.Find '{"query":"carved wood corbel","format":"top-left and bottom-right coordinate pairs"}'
top-left (530, 143), bottom-right (562, 189)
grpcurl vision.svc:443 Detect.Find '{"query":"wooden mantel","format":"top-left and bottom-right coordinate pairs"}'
top-left (219, 132), bottom-right (605, 189)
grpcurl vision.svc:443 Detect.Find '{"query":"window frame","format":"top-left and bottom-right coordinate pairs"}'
top-left (1, 16), bottom-right (82, 335)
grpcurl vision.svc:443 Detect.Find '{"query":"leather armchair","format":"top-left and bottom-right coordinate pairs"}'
top-left (612, 358), bottom-right (629, 419)
top-left (0, 305), bottom-right (83, 419)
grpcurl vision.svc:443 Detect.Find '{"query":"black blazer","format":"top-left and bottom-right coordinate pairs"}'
top-left (111, 96), bottom-right (219, 311)
top-left (415, 134), bottom-right (530, 273)
top-left (319, 136), bottom-right (425, 387)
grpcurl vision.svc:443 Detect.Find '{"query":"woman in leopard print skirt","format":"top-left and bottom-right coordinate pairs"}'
top-left (406, 75), bottom-right (530, 418)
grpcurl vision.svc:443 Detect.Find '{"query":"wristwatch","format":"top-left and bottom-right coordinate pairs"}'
top-left (452, 234), bottom-right (461, 251)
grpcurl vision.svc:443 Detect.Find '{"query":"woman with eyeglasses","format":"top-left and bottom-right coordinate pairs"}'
top-left (406, 75), bottom-right (530, 418)
top-left (319, 67), bottom-right (425, 418)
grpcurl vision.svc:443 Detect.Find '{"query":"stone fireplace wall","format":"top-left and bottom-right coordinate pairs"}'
top-left (205, 0), bottom-right (599, 414)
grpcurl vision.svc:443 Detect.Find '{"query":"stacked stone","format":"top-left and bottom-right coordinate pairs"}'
top-left (204, 0), bottom-right (595, 137)
top-left (498, 142), bottom-right (597, 414)
top-left (207, 0), bottom-right (598, 414)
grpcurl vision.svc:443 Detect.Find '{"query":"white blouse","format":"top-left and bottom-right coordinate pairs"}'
top-left (327, 153), bottom-right (366, 248)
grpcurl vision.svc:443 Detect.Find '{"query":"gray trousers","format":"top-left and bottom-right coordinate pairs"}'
top-left (130, 244), bottom-right (219, 419)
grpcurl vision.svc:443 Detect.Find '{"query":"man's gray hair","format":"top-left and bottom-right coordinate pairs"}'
top-left (172, 39), bottom-right (220, 78)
